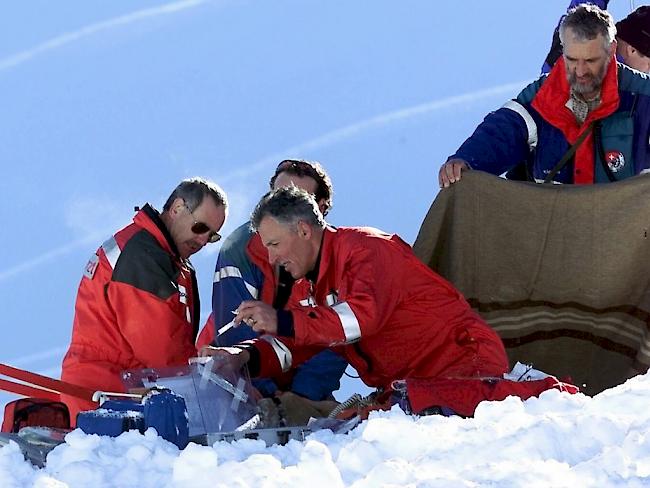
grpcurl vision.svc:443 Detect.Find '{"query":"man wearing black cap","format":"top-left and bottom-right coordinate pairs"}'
top-left (616, 6), bottom-right (650, 73)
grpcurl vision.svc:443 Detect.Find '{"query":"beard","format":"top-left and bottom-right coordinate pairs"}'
top-left (567, 58), bottom-right (609, 96)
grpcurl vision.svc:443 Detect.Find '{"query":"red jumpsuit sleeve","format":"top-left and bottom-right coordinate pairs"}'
top-left (291, 238), bottom-right (402, 347)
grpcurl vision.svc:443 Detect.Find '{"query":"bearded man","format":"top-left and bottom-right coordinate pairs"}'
top-left (438, 4), bottom-right (650, 187)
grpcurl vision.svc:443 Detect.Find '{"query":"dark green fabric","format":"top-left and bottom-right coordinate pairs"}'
top-left (413, 171), bottom-right (650, 395)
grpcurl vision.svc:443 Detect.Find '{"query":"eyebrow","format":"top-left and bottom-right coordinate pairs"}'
top-left (565, 55), bottom-right (601, 62)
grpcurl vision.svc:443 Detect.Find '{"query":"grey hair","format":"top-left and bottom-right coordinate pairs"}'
top-left (559, 4), bottom-right (616, 51)
top-left (250, 186), bottom-right (325, 232)
top-left (163, 177), bottom-right (228, 212)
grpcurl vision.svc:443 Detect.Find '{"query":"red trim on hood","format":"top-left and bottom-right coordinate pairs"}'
top-left (133, 207), bottom-right (177, 256)
top-left (531, 56), bottom-right (620, 184)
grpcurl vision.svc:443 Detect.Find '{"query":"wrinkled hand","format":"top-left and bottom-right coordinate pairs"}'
top-left (198, 346), bottom-right (250, 372)
top-left (438, 158), bottom-right (469, 188)
top-left (235, 300), bottom-right (278, 335)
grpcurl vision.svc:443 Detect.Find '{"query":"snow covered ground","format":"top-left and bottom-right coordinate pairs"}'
top-left (3, 371), bottom-right (650, 487)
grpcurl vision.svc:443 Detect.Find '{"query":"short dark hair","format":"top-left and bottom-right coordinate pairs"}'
top-left (163, 177), bottom-right (228, 212)
top-left (250, 186), bottom-right (325, 232)
top-left (559, 4), bottom-right (616, 49)
top-left (268, 159), bottom-right (333, 216)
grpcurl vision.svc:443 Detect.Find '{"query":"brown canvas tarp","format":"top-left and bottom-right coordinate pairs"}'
top-left (413, 171), bottom-right (650, 395)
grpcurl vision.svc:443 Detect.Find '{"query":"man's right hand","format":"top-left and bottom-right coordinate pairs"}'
top-left (198, 346), bottom-right (250, 372)
top-left (438, 159), bottom-right (469, 188)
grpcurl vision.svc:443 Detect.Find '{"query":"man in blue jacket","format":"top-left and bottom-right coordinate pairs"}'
top-left (439, 4), bottom-right (650, 187)
top-left (196, 160), bottom-right (347, 408)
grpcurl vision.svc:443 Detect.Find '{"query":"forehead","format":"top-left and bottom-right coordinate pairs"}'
top-left (193, 197), bottom-right (226, 226)
top-left (273, 172), bottom-right (318, 194)
top-left (563, 32), bottom-right (608, 59)
top-left (258, 216), bottom-right (293, 241)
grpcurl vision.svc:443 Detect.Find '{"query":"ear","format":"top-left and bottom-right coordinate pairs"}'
top-left (171, 198), bottom-right (185, 217)
top-left (296, 220), bottom-right (312, 239)
top-left (316, 198), bottom-right (329, 216)
top-left (609, 39), bottom-right (618, 58)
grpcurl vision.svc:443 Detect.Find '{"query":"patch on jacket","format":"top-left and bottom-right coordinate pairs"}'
top-left (83, 254), bottom-right (99, 279)
top-left (605, 150), bottom-right (626, 173)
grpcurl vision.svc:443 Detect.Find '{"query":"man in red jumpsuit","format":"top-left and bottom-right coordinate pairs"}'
top-left (202, 186), bottom-right (510, 416)
top-left (62, 177), bottom-right (227, 421)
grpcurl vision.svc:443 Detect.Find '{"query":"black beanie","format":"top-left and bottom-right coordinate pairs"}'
top-left (616, 6), bottom-right (650, 58)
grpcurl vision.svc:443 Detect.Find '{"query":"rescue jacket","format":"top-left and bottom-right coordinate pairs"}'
top-left (452, 58), bottom-right (650, 183)
top-left (198, 222), bottom-right (346, 401)
top-left (246, 227), bottom-right (509, 392)
top-left (61, 204), bottom-right (199, 419)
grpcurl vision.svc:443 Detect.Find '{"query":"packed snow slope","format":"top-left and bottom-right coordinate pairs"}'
top-left (3, 372), bottom-right (650, 486)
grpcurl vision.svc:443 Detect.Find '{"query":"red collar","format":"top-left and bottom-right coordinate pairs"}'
top-left (532, 55), bottom-right (620, 141)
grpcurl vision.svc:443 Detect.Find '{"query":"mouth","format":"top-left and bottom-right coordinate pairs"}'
top-left (187, 242), bottom-right (202, 254)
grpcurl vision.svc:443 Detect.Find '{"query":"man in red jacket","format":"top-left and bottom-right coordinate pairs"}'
top-left (61, 177), bottom-right (227, 421)
top-left (201, 186), bottom-right (510, 416)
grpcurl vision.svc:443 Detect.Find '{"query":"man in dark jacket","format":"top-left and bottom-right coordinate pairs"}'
top-left (61, 177), bottom-right (227, 421)
top-left (195, 160), bottom-right (347, 404)
top-left (439, 4), bottom-right (650, 187)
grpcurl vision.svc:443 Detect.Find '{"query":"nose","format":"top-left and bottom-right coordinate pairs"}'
top-left (195, 233), bottom-right (210, 247)
top-left (575, 61), bottom-right (589, 77)
top-left (268, 248), bottom-right (280, 266)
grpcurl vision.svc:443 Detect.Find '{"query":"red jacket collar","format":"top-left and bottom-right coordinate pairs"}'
top-left (134, 204), bottom-right (180, 259)
top-left (532, 55), bottom-right (620, 140)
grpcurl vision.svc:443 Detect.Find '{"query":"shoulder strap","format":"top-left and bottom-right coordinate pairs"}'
top-left (543, 121), bottom-right (595, 184)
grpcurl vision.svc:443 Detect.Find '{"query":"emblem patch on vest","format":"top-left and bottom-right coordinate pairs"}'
top-left (83, 254), bottom-right (99, 279)
top-left (605, 151), bottom-right (625, 173)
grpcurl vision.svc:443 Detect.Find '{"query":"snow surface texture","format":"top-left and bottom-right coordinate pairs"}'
top-left (3, 372), bottom-right (650, 487)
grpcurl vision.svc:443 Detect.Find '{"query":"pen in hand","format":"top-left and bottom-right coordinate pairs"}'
top-left (216, 310), bottom-right (239, 336)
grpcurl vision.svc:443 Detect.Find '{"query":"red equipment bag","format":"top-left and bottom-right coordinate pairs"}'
top-left (0, 362), bottom-right (97, 432)
top-left (2, 397), bottom-right (71, 433)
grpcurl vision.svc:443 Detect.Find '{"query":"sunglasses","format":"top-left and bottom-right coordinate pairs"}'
top-left (184, 204), bottom-right (221, 243)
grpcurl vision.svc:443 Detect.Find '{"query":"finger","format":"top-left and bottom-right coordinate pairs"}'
top-left (251, 321), bottom-right (265, 334)
top-left (453, 163), bottom-right (464, 182)
top-left (199, 345), bottom-right (217, 357)
top-left (438, 167), bottom-right (446, 188)
top-left (237, 300), bottom-right (258, 311)
top-left (444, 163), bottom-right (457, 187)
top-left (439, 164), bottom-right (451, 188)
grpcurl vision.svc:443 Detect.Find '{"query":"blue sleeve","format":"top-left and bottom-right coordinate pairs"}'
top-left (289, 349), bottom-right (348, 401)
top-left (451, 106), bottom-right (532, 176)
top-left (212, 223), bottom-right (265, 346)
